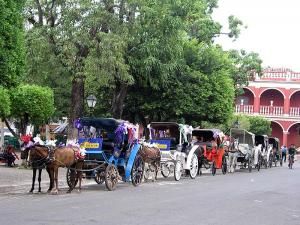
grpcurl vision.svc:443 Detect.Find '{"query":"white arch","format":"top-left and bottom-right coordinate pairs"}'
top-left (270, 120), bottom-right (284, 132)
top-left (242, 87), bottom-right (256, 98)
top-left (287, 122), bottom-right (300, 132)
top-left (289, 89), bottom-right (300, 100)
top-left (259, 88), bottom-right (286, 99)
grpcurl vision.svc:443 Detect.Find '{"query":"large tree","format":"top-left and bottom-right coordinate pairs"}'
top-left (10, 84), bottom-right (55, 135)
top-left (24, 0), bottom-right (262, 136)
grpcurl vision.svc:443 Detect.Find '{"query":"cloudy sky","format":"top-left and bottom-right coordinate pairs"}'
top-left (213, 0), bottom-right (300, 71)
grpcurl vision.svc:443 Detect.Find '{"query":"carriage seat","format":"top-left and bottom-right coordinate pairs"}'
top-left (102, 141), bottom-right (115, 154)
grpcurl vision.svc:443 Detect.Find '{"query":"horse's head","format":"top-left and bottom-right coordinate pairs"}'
top-left (22, 145), bottom-right (49, 166)
top-left (229, 138), bottom-right (239, 151)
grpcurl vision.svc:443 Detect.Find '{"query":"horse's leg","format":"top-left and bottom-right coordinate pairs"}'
top-left (155, 162), bottom-right (159, 181)
top-left (46, 167), bottom-right (53, 192)
top-left (30, 168), bottom-right (36, 193)
top-left (228, 153), bottom-right (232, 173)
top-left (51, 167), bottom-right (59, 194)
top-left (38, 169), bottom-right (42, 193)
top-left (78, 169), bottom-right (82, 192)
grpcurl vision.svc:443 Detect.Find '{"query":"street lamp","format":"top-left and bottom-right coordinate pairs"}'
top-left (86, 94), bottom-right (97, 116)
top-left (233, 120), bottom-right (240, 128)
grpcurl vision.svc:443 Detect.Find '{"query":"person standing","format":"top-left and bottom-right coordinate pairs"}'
top-left (281, 145), bottom-right (287, 162)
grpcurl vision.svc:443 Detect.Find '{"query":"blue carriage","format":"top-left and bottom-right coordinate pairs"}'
top-left (67, 118), bottom-right (144, 191)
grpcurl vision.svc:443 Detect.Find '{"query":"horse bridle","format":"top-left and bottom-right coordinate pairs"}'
top-left (26, 145), bottom-right (52, 169)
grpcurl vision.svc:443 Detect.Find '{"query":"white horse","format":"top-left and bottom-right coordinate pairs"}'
top-left (253, 144), bottom-right (262, 167)
top-left (227, 139), bottom-right (239, 173)
top-left (266, 144), bottom-right (273, 166)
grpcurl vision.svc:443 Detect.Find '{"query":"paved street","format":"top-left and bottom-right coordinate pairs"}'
top-left (0, 162), bottom-right (299, 225)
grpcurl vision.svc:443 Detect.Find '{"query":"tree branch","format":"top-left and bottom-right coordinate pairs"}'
top-left (35, 0), bottom-right (44, 26)
top-left (3, 118), bottom-right (18, 139)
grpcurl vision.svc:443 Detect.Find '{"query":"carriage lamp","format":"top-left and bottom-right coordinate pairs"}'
top-left (86, 95), bottom-right (97, 108)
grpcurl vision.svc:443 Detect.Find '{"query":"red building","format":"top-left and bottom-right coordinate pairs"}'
top-left (236, 68), bottom-right (300, 147)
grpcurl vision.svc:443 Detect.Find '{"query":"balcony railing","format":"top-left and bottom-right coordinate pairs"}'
top-left (260, 106), bottom-right (283, 115)
top-left (290, 107), bottom-right (300, 117)
top-left (235, 105), bottom-right (254, 114)
top-left (235, 105), bottom-right (300, 117)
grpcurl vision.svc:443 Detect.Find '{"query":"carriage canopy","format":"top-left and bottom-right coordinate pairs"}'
top-left (229, 128), bottom-right (255, 147)
top-left (78, 118), bottom-right (124, 132)
top-left (255, 135), bottom-right (269, 147)
top-left (192, 129), bottom-right (223, 142)
top-left (148, 122), bottom-right (193, 143)
top-left (268, 137), bottom-right (280, 150)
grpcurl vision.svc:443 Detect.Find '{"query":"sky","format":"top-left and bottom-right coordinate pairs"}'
top-left (213, 0), bottom-right (300, 71)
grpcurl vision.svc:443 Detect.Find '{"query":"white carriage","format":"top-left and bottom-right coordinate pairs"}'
top-left (148, 122), bottom-right (198, 180)
top-left (229, 128), bottom-right (256, 172)
top-left (255, 135), bottom-right (271, 169)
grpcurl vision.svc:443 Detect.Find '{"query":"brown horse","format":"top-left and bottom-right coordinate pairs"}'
top-left (22, 145), bottom-right (83, 194)
top-left (139, 145), bottom-right (161, 181)
top-left (21, 145), bottom-right (53, 193)
top-left (47, 146), bottom-right (84, 194)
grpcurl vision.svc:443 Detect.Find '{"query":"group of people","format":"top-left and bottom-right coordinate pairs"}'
top-left (281, 144), bottom-right (297, 163)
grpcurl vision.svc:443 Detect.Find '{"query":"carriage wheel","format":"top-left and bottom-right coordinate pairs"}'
top-left (66, 168), bottom-right (78, 188)
top-left (174, 160), bottom-right (183, 181)
top-left (131, 155), bottom-right (144, 187)
top-left (161, 163), bottom-right (171, 178)
top-left (248, 159), bottom-right (252, 173)
top-left (269, 157), bottom-right (273, 168)
top-left (189, 154), bottom-right (198, 179)
top-left (105, 164), bottom-right (118, 191)
top-left (211, 161), bottom-right (216, 176)
top-left (264, 159), bottom-right (268, 169)
top-left (221, 156), bottom-right (227, 175)
top-left (94, 170), bottom-right (105, 185)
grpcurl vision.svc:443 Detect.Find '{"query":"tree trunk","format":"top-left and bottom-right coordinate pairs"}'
top-left (3, 118), bottom-right (18, 138)
top-left (68, 76), bottom-right (85, 140)
top-left (111, 83), bottom-right (128, 119)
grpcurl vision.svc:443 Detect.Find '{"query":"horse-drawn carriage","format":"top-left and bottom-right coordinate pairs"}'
top-left (268, 137), bottom-right (282, 167)
top-left (67, 118), bottom-right (144, 191)
top-left (147, 122), bottom-right (198, 180)
top-left (255, 135), bottom-right (272, 169)
top-left (228, 128), bottom-right (256, 172)
top-left (191, 129), bottom-right (227, 176)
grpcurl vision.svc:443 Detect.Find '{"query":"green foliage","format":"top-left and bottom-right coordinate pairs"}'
top-left (248, 116), bottom-right (272, 135)
top-left (228, 49), bottom-right (263, 95)
top-left (0, 86), bottom-right (11, 117)
top-left (227, 15), bottom-right (244, 40)
top-left (11, 84), bottom-right (55, 125)
top-left (227, 115), bottom-right (251, 131)
top-left (0, 0), bottom-right (25, 88)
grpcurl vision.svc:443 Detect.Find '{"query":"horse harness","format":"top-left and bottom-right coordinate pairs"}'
top-left (29, 145), bottom-right (54, 169)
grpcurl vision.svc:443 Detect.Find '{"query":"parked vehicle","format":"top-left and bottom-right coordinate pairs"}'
top-left (191, 129), bottom-right (227, 176)
top-left (255, 135), bottom-right (271, 169)
top-left (229, 128), bottom-right (255, 173)
top-left (268, 137), bottom-right (282, 167)
top-left (148, 122), bottom-right (198, 180)
top-left (67, 118), bottom-right (144, 191)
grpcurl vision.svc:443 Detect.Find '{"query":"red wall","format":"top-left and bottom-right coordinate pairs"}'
top-left (271, 122), bottom-right (283, 145)
top-left (287, 123), bottom-right (300, 148)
